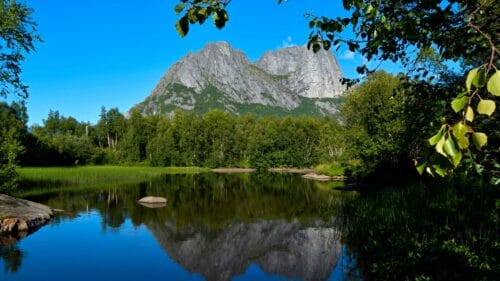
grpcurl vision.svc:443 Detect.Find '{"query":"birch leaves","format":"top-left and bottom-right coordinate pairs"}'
top-left (420, 68), bottom-right (499, 176)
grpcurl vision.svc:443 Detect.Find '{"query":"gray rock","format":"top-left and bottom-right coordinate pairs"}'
top-left (256, 46), bottom-right (345, 98)
top-left (138, 196), bottom-right (167, 204)
top-left (0, 194), bottom-right (53, 236)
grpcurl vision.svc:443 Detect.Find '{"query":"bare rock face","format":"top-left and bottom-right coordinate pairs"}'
top-left (133, 42), bottom-right (345, 116)
top-left (0, 194), bottom-right (53, 243)
top-left (148, 219), bottom-right (342, 281)
top-left (256, 46), bottom-right (345, 98)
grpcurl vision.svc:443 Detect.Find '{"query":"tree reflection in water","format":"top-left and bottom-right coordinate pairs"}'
top-left (13, 173), bottom-right (359, 280)
top-left (0, 244), bottom-right (24, 274)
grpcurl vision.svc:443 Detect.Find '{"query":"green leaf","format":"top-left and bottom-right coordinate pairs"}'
top-left (425, 166), bottom-right (434, 177)
top-left (174, 3), bottom-right (186, 15)
top-left (487, 71), bottom-right (500, 96)
top-left (187, 9), bottom-right (198, 23)
top-left (364, 4), bottom-right (374, 15)
top-left (477, 99), bottom-right (496, 116)
top-left (443, 137), bottom-right (462, 167)
top-left (175, 16), bottom-right (189, 38)
top-left (451, 96), bottom-right (468, 113)
top-left (452, 122), bottom-right (469, 149)
top-left (473, 68), bottom-right (486, 88)
top-left (466, 68), bottom-right (479, 92)
top-left (435, 136), bottom-right (446, 157)
top-left (416, 161), bottom-right (426, 175)
top-left (432, 164), bottom-right (447, 177)
top-left (212, 10), bottom-right (228, 29)
top-left (194, 8), bottom-right (209, 24)
top-left (428, 125), bottom-right (445, 145)
top-left (465, 106), bottom-right (474, 122)
top-left (471, 132), bottom-right (487, 150)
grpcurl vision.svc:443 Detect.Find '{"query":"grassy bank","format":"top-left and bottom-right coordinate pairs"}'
top-left (314, 163), bottom-right (345, 176)
top-left (16, 166), bottom-right (209, 197)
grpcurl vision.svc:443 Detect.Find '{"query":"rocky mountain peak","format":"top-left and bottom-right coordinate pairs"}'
top-left (132, 42), bottom-right (345, 116)
top-left (256, 46), bottom-right (345, 98)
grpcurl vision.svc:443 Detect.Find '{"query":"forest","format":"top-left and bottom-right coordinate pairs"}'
top-left (2, 70), bottom-right (463, 189)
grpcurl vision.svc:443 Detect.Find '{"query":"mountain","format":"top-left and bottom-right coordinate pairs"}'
top-left (132, 42), bottom-right (345, 116)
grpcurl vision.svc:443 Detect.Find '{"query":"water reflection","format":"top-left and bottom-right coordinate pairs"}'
top-left (0, 244), bottom-right (23, 274)
top-left (149, 220), bottom-right (341, 281)
top-left (3, 173), bottom-right (359, 280)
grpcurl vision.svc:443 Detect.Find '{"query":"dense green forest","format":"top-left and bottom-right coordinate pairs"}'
top-left (3, 70), bottom-right (490, 189)
top-left (10, 106), bottom-right (342, 169)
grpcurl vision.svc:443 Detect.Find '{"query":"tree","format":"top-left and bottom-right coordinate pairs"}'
top-left (173, 0), bottom-right (499, 182)
top-left (0, 102), bottom-right (27, 192)
top-left (96, 107), bottom-right (126, 150)
top-left (340, 71), bottom-right (449, 181)
top-left (121, 110), bottom-right (157, 163)
top-left (0, 0), bottom-right (40, 99)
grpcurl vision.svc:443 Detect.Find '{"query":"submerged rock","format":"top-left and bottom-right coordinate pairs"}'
top-left (0, 194), bottom-right (53, 239)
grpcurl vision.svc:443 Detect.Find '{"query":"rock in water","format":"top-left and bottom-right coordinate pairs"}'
top-left (0, 194), bottom-right (53, 237)
top-left (138, 196), bottom-right (167, 208)
top-left (138, 202), bottom-right (167, 209)
top-left (138, 196), bottom-right (167, 204)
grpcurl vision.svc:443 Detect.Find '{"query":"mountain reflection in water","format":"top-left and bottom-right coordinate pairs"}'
top-left (1, 173), bottom-right (360, 281)
top-left (149, 219), bottom-right (341, 281)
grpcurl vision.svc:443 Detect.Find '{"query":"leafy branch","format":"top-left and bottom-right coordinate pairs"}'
top-left (421, 1), bottom-right (499, 182)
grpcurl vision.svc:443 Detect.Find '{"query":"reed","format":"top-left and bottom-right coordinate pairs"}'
top-left (16, 166), bottom-right (209, 196)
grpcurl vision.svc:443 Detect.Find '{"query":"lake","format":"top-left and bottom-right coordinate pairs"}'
top-left (0, 173), bottom-right (362, 281)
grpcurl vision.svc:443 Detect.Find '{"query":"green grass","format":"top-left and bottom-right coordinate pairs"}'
top-left (16, 166), bottom-right (209, 197)
top-left (314, 163), bottom-right (345, 176)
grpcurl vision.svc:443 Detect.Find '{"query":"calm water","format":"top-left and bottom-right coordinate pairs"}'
top-left (0, 173), bottom-right (362, 281)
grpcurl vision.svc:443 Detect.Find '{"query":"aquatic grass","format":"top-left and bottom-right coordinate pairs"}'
top-left (16, 166), bottom-right (209, 196)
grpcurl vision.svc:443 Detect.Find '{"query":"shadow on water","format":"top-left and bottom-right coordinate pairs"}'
top-left (340, 181), bottom-right (499, 281)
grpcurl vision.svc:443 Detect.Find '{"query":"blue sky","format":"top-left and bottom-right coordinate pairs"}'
top-left (21, 0), bottom-right (372, 125)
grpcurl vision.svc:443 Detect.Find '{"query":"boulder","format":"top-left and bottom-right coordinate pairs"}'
top-left (138, 196), bottom-right (167, 204)
top-left (138, 196), bottom-right (167, 209)
top-left (0, 194), bottom-right (53, 237)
